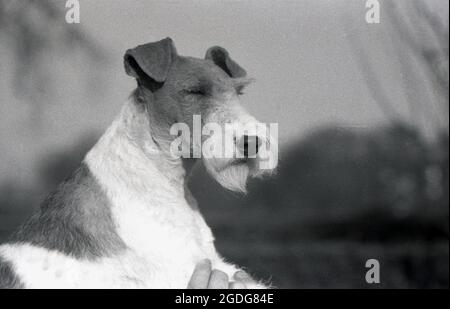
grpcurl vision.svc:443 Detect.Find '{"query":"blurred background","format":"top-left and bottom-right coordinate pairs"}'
top-left (0, 0), bottom-right (448, 288)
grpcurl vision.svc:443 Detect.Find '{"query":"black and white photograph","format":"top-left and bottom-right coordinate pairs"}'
top-left (0, 0), bottom-right (448, 292)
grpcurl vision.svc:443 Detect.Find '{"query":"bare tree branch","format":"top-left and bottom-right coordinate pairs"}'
top-left (387, 1), bottom-right (449, 102)
top-left (385, 1), bottom-right (447, 134)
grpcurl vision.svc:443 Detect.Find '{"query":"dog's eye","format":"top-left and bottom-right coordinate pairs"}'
top-left (186, 88), bottom-right (205, 96)
top-left (236, 86), bottom-right (245, 96)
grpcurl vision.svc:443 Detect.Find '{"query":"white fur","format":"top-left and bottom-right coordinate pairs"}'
top-left (0, 98), bottom-right (265, 289)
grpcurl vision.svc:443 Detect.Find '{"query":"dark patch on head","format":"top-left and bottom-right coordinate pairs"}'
top-left (11, 163), bottom-right (126, 260)
top-left (125, 39), bottom-right (252, 158)
top-left (127, 56), bottom-right (164, 92)
top-left (124, 38), bottom-right (176, 92)
top-left (207, 49), bottom-right (233, 77)
top-left (205, 46), bottom-right (247, 78)
top-left (0, 256), bottom-right (24, 289)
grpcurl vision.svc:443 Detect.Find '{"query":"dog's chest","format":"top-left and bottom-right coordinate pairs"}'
top-left (1, 204), bottom-right (217, 289)
top-left (108, 191), bottom-right (218, 288)
top-left (0, 190), bottom-right (217, 289)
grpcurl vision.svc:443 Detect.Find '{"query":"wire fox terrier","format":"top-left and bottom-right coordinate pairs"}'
top-left (0, 38), bottom-right (278, 289)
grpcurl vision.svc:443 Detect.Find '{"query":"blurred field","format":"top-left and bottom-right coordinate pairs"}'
top-left (0, 123), bottom-right (448, 288)
top-left (190, 124), bottom-right (449, 288)
top-left (219, 240), bottom-right (448, 288)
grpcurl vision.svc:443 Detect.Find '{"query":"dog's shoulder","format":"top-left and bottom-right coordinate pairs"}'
top-left (10, 163), bottom-right (125, 260)
top-left (0, 252), bottom-right (24, 289)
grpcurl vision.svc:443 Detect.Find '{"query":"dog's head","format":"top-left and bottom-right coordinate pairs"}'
top-left (124, 38), bottom-right (277, 192)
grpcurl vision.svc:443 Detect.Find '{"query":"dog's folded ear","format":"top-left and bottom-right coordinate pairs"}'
top-left (124, 37), bottom-right (177, 90)
top-left (205, 46), bottom-right (247, 78)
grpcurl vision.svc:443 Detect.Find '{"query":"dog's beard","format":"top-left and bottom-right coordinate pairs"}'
top-left (201, 126), bottom-right (278, 193)
top-left (197, 112), bottom-right (278, 193)
top-left (203, 156), bottom-right (272, 193)
top-left (203, 157), bottom-right (250, 193)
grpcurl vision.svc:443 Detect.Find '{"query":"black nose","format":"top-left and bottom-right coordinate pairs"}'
top-left (237, 135), bottom-right (262, 158)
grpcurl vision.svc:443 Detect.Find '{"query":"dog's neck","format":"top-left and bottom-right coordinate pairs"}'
top-left (83, 92), bottom-right (212, 259)
top-left (85, 91), bottom-right (197, 202)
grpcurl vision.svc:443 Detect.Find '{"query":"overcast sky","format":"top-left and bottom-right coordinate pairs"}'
top-left (80, 0), bottom-right (448, 141)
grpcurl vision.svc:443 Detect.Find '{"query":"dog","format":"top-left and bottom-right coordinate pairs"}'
top-left (0, 38), bottom-right (277, 288)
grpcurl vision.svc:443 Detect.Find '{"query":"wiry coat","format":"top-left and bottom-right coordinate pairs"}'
top-left (0, 99), bottom-right (239, 288)
top-left (0, 38), bottom-right (274, 288)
